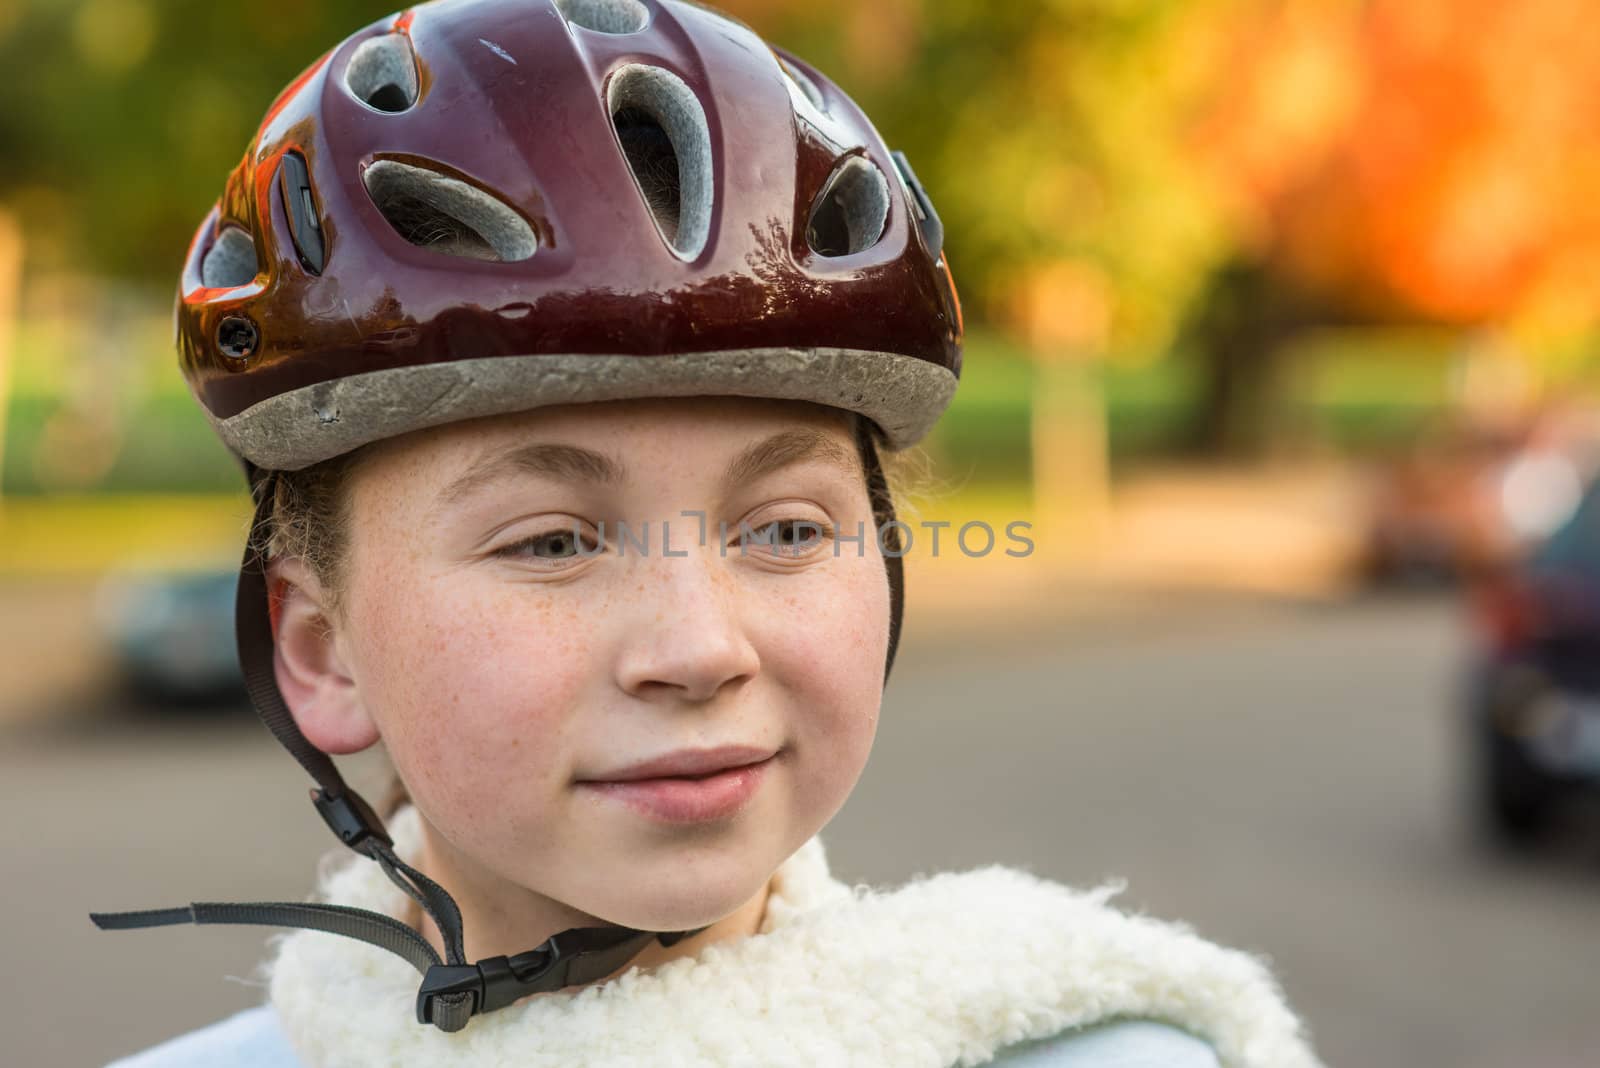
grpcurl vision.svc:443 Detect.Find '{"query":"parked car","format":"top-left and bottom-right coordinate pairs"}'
top-left (1465, 474), bottom-right (1600, 843)
top-left (93, 566), bottom-right (246, 707)
top-left (1363, 406), bottom-right (1600, 587)
top-left (1363, 423), bottom-right (1516, 586)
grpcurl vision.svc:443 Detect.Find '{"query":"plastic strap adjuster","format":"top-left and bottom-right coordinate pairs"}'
top-left (311, 787), bottom-right (394, 851)
top-left (417, 943), bottom-right (561, 1025)
top-left (417, 964), bottom-right (482, 1027)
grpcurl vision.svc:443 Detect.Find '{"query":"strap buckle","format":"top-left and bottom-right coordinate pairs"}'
top-left (311, 787), bottom-right (394, 851)
top-left (416, 964), bottom-right (483, 1027)
top-left (417, 944), bottom-right (562, 1026)
top-left (415, 926), bottom-right (678, 1028)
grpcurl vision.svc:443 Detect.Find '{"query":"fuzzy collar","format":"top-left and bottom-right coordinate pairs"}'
top-left (265, 805), bottom-right (1322, 1067)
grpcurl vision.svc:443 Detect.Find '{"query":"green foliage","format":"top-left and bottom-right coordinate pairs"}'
top-left (898, 329), bottom-right (1199, 489)
top-left (0, 0), bottom-right (396, 276)
top-left (1, 0), bottom-right (1240, 348)
top-left (728, 0), bottom-right (1242, 351)
top-left (2, 309), bottom-right (241, 494)
top-left (1277, 326), bottom-right (1466, 453)
top-left (1, 391), bottom-right (240, 494)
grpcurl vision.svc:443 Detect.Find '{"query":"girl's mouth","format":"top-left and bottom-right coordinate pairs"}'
top-left (576, 753), bottom-right (777, 823)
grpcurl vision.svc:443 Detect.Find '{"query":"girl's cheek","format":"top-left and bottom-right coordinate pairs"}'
top-left (768, 560), bottom-right (886, 748)
top-left (356, 572), bottom-right (584, 792)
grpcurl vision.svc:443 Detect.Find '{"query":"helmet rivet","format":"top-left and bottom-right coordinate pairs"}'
top-left (217, 315), bottom-right (260, 361)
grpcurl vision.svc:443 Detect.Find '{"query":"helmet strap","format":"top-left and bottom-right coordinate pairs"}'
top-left (855, 417), bottom-right (906, 682)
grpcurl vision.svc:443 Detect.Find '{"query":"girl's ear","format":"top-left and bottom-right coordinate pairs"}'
top-left (267, 556), bottom-right (380, 755)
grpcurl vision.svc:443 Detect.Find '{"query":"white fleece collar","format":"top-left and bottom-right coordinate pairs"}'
top-left (265, 805), bottom-right (1323, 1067)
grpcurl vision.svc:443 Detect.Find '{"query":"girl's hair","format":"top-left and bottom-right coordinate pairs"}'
top-left (265, 410), bottom-right (934, 822)
top-left (260, 448), bottom-right (367, 624)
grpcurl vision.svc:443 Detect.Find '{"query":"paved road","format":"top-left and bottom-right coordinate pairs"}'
top-left (4, 594), bottom-right (1598, 1066)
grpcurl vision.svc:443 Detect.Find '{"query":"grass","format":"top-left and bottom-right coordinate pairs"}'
top-left (0, 494), bottom-right (252, 576)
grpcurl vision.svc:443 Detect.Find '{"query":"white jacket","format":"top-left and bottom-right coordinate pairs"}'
top-left (110, 804), bottom-right (1323, 1067)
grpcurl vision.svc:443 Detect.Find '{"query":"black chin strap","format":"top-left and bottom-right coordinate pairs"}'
top-left (91, 429), bottom-right (905, 1034)
top-left (857, 418), bottom-right (905, 680)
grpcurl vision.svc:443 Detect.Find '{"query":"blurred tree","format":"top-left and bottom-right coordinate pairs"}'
top-left (725, 0), bottom-right (1266, 544)
top-left (0, 0), bottom-right (395, 279)
top-left (9, 0), bottom-right (1587, 474)
top-left (1170, 257), bottom-right (1331, 455)
top-left (1263, 0), bottom-right (1599, 333)
top-left (0, 209), bottom-right (19, 505)
top-left (1194, 0), bottom-right (1600, 449)
top-left (728, 0), bottom-right (1246, 354)
top-left (0, 0), bottom-right (1250, 351)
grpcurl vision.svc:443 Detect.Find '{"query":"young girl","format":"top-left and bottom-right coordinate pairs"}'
top-left (93, 1), bottom-right (1323, 1064)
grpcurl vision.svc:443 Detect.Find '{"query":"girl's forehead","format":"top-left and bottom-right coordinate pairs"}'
top-left (355, 396), bottom-right (860, 495)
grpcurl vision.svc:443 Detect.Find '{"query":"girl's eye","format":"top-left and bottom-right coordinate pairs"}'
top-left (494, 525), bottom-right (601, 565)
top-left (743, 517), bottom-right (834, 558)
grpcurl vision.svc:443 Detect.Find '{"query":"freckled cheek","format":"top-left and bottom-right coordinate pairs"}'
top-left (764, 559), bottom-right (887, 786)
top-left (356, 577), bottom-right (598, 817)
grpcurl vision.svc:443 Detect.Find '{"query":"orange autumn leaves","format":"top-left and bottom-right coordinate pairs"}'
top-left (1198, 0), bottom-right (1600, 329)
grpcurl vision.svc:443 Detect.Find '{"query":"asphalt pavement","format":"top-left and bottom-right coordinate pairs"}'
top-left (3, 592), bottom-right (1598, 1067)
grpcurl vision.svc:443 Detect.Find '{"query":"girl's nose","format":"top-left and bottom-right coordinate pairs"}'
top-left (612, 552), bottom-right (761, 704)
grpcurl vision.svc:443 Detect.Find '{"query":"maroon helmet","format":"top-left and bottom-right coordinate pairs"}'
top-left (178, 0), bottom-right (961, 470)
top-left (96, 0), bottom-right (964, 1033)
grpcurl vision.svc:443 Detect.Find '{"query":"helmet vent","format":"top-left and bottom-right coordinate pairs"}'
top-left (807, 156), bottom-right (890, 257)
top-left (345, 33), bottom-right (419, 113)
top-left (607, 64), bottom-right (712, 260)
top-left (201, 226), bottom-right (258, 288)
top-left (613, 107), bottom-right (681, 243)
top-left (363, 160), bottom-right (538, 262)
top-left (555, 0), bottom-right (649, 35)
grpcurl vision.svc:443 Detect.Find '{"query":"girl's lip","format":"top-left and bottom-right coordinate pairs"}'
top-left (582, 744), bottom-right (778, 783)
top-left (576, 753), bottom-right (776, 824)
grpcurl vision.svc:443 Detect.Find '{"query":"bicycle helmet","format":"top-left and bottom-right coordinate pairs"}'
top-left (92, 0), bottom-right (962, 1032)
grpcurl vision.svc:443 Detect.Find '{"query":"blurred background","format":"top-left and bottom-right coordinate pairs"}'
top-left (3, 0), bottom-right (1600, 1064)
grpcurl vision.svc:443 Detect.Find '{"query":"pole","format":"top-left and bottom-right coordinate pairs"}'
top-left (0, 210), bottom-right (22, 511)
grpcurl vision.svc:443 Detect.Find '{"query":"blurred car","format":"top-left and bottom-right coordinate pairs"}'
top-left (93, 566), bottom-right (246, 707)
top-left (1465, 474), bottom-right (1600, 843)
top-left (1363, 407), bottom-right (1600, 587)
top-left (1361, 424), bottom-right (1512, 585)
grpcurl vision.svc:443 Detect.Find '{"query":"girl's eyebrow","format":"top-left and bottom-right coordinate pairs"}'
top-left (438, 442), bottom-right (623, 508)
top-left (722, 427), bottom-right (861, 490)
top-left (435, 428), bottom-right (861, 510)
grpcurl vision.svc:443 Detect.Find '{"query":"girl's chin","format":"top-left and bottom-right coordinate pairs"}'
top-left (578, 868), bottom-right (774, 933)
top-left (548, 839), bottom-right (781, 932)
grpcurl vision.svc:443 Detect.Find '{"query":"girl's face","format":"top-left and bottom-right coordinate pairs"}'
top-left (312, 396), bottom-right (887, 932)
